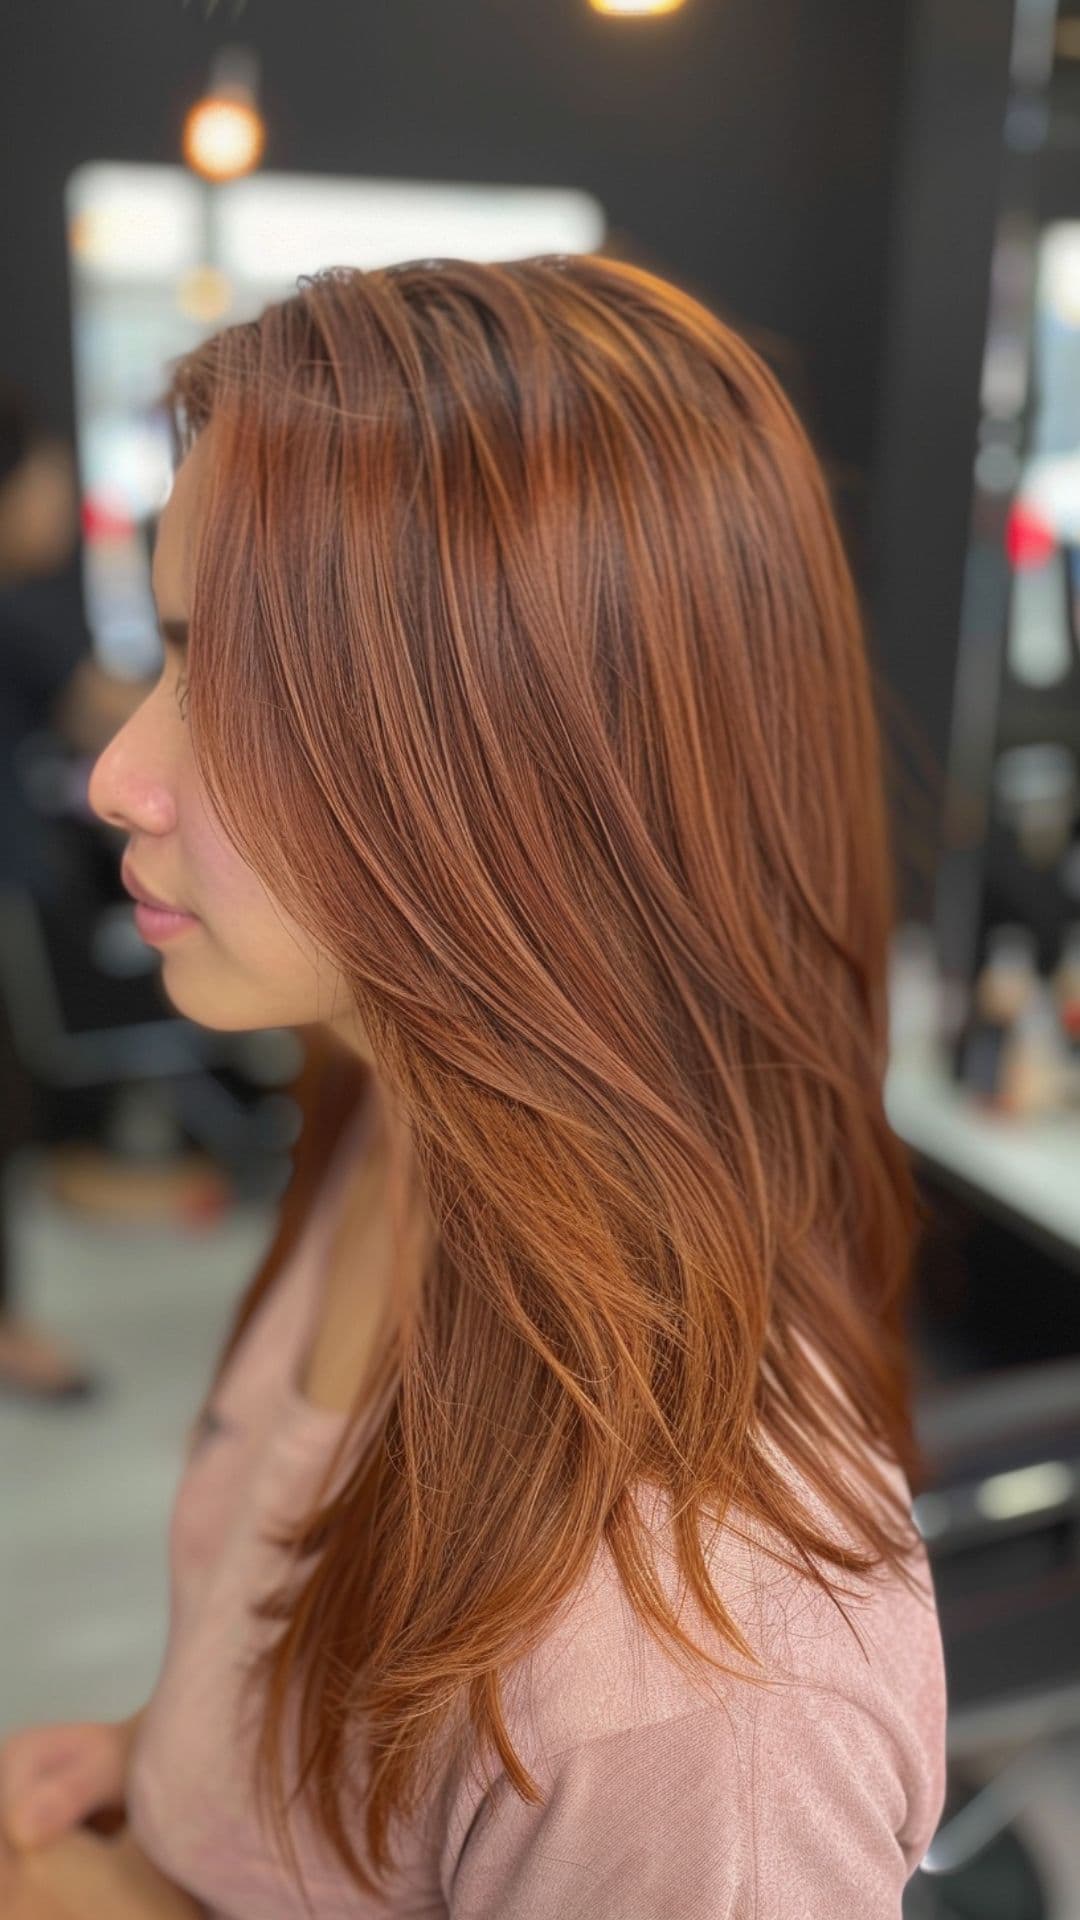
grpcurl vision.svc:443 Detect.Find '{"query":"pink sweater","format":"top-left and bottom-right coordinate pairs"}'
top-left (126, 1108), bottom-right (949, 1918)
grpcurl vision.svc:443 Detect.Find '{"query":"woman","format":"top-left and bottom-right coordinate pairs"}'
top-left (0, 253), bottom-right (947, 1917)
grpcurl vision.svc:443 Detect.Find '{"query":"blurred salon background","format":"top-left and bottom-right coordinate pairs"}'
top-left (2, 1), bottom-right (1079, 1912)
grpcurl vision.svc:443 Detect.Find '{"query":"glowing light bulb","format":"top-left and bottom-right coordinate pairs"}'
top-left (176, 264), bottom-right (235, 324)
top-left (182, 96), bottom-right (265, 182)
top-left (589, 0), bottom-right (689, 13)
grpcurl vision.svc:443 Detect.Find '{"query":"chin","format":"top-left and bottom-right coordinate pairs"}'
top-left (156, 976), bottom-right (267, 1034)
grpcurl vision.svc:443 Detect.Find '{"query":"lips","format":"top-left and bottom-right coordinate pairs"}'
top-left (120, 857), bottom-right (192, 916)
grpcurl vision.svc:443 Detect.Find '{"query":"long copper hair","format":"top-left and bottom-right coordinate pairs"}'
top-left (160, 252), bottom-right (931, 1907)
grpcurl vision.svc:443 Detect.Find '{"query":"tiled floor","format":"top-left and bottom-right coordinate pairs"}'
top-left (0, 1142), bottom-right (273, 1728)
top-left (4, 1141), bottom-right (1080, 1916)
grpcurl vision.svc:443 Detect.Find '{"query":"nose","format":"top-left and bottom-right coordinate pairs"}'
top-left (86, 697), bottom-right (180, 839)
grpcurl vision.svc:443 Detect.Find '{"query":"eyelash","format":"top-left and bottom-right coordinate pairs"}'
top-left (174, 669), bottom-right (190, 721)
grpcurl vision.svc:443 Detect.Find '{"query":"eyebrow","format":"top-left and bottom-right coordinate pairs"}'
top-left (158, 617), bottom-right (189, 651)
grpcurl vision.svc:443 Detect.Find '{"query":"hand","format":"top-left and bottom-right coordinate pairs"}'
top-left (0, 1821), bottom-right (95, 1920)
top-left (2, 1824), bottom-right (206, 1919)
top-left (0, 1819), bottom-right (52, 1919)
top-left (0, 1716), bottom-right (137, 1849)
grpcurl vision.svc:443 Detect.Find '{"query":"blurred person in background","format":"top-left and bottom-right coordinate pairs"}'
top-left (0, 379), bottom-right (99, 1399)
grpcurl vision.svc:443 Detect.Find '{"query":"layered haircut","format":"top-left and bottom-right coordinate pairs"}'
top-left (159, 252), bottom-right (929, 1908)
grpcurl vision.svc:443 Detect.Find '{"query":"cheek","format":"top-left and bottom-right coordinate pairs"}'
top-left (187, 848), bottom-right (271, 957)
top-left (177, 779), bottom-right (329, 1004)
top-left (182, 808), bottom-right (309, 967)
top-left (180, 774), bottom-right (263, 921)
top-left (190, 830), bottom-right (249, 903)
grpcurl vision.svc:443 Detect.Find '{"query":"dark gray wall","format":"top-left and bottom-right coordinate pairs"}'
top-left (870, 0), bottom-right (1016, 912)
top-left (0, 0), bottom-right (911, 576)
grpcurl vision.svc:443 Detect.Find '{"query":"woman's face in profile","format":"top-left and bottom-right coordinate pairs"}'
top-left (87, 425), bottom-right (365, 1054)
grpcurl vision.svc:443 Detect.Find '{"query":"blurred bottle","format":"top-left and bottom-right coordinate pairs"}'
top-left (1051, 920), bottom-right (1080, 1097)
top-left (998, 970), bottom-right (1074, 1115)
top-left (959, 924), bottom-right (1038, 1108)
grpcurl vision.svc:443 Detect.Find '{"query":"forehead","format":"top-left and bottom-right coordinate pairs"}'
top-left (150, 426), bottom-right (213, 614)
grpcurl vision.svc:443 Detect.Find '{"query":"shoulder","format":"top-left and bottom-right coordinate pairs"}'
top-left (436, 1460), bottom-right (947, 1917)
top-left (491, 1449), bottom-right (945, 1774)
